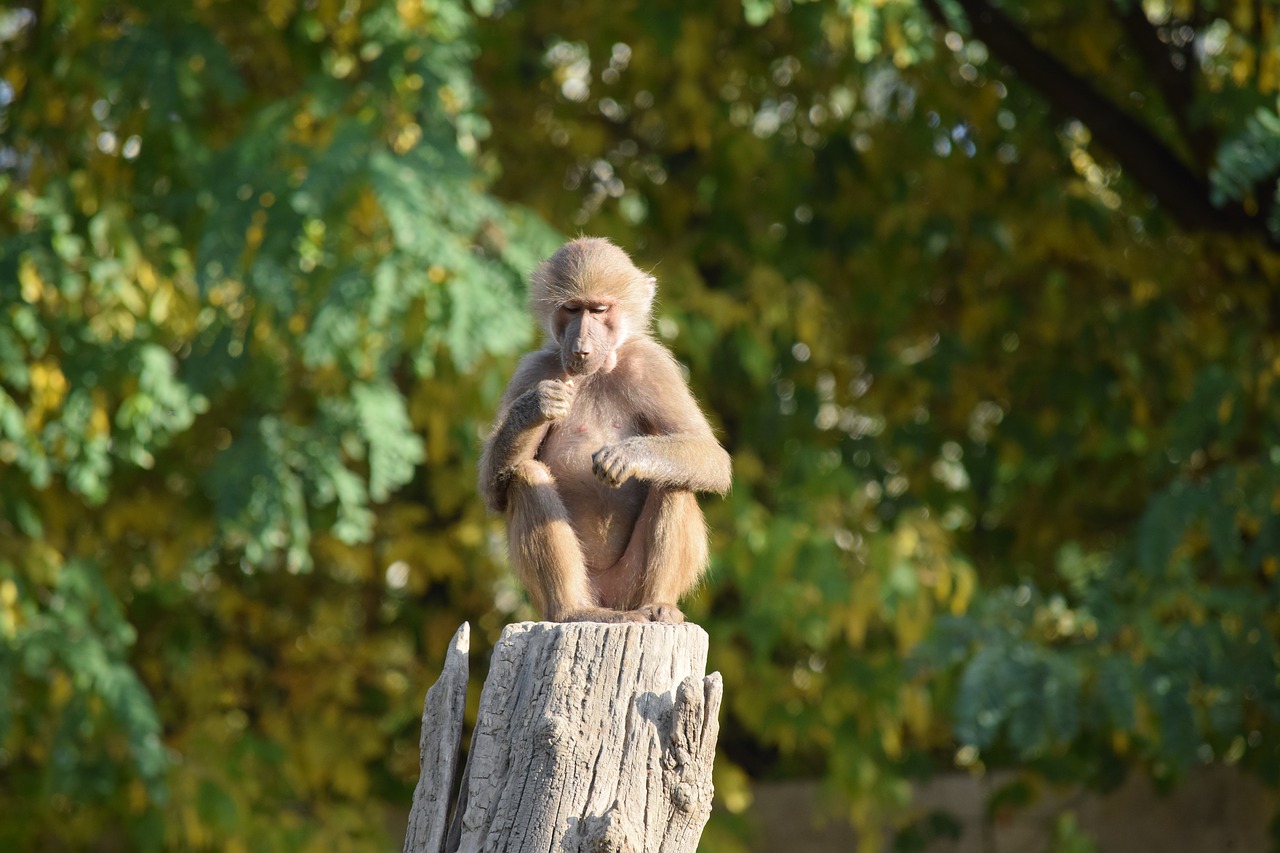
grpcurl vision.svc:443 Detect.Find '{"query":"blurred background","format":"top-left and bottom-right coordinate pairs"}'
top-left (2, 0), bottom-right (1280, 850)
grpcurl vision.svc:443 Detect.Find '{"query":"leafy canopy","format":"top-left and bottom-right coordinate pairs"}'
top-left (475, 0), bottom-right (1280, 842)
top-left (2, 0), bottom-right (1279, 849)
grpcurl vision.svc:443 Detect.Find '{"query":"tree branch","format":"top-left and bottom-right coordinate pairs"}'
top-left (1112, 0), bottom-right (1216, 170)
top-left (922, 0), bottom-right (1263, 238)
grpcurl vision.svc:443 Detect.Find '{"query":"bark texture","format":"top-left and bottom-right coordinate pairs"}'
top-left (404, 621), bottom-right (722, 853)
top-left (404, 623), bottom-right (470, 853)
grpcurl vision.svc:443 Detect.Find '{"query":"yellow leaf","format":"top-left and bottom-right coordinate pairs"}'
top-left (901, 684), bottom-right (931, 738)
top-left (89, 390), bottom-right (111, 438)
top-left (182, 805), bottom-right (209, 848)
top-left (136, 260), bottom-right (158, 293)
top-left (1233, 49), bottom-right (1256, 86)
top-left (893, 593), bottom-right (931, 653)
top-left (845, 605), bottom-right (868, 649)
top-left (714, 761), bottom-right (753, 814)
top-left (128, 779), bottom-right (149, 813)
top-left (933, 560), bottom-right (953, 603)
top-left (50, 670), bottom-right (73, 707)
top-left (1111, 730), bottom-right (1130, 753)
top-left (893, 525), bottom-right (919, 558)
top-left (1261, 8), bottom-right (1278, 92)
top-left (1131, 278), bottom-right (1158, 305)
top-left (18, 258), bottom-right (43, 303)
top-left (397, 0), bottom-right (424, 28)
top-left (880, 722), bottom-right (902, 759)
top-left (264, 0), bottom-right (296, 28)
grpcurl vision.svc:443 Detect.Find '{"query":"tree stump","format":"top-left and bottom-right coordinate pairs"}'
top-left (404, 623), bottom-right (470, 853)
top-left (403, 621), bottom-right (723, 853)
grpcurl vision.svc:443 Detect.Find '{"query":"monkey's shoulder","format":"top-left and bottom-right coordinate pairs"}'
top-left (521, 346), bottom-right (563, 374)
top-left (504, 347), bottom-right (563, 390)
top-left (612, 336), bottom-right (685, 384)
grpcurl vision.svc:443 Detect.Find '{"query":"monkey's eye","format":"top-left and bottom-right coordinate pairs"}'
top-left (562, 305), bottom-right (582, 315)
top-left (588, 305), bottom-right (609, 315)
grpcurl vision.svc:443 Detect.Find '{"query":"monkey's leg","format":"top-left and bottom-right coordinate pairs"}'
top-left (506, 460), bottom-right (643, 623)
top-left (612, 488), bottom-right (708, 624)
top-left (506, 460), bottom-right (591, 621)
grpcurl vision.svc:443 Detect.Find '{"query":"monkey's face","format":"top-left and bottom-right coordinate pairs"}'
top-left (554, 299), bottom-right (622, 376)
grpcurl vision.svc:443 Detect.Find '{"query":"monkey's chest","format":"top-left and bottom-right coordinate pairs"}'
top-left (539, 414), bottom-right (646, 564)
top-left (540, 414), bottom-right (634, 484)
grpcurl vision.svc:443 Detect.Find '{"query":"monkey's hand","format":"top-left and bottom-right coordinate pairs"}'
top-left (591, 442), bottom-right (639, 487)
top-left (533, 378), bottom-right (576, 422)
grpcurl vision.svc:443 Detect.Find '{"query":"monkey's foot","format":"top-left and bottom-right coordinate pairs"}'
top-left (560, 606), bottom-right (648, 624)
top-left (635, 603), bottom-right (685, 624)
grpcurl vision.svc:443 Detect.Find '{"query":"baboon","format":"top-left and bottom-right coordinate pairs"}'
top-left (478, 237), bottom-right (731, 623)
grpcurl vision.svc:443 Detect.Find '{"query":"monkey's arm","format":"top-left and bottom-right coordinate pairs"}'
top-left (592, 433), bottom-right (731, 493)
top-left (478, 351), bottom-right (566, 513)
top-left (591, 341), bottom-right (732, 494)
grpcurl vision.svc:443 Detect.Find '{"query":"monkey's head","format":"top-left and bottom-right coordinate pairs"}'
top-left (530, 237), bottom-right (656, 377)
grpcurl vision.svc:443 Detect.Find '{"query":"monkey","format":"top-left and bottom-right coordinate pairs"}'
top-left (478, 237), bottom-right (732, 624)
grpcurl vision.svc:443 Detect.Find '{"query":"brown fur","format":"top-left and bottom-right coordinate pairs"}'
top-left (529, 237), bottom-right (655, 342)
top-left (479, 237), bottom-right (731, 623)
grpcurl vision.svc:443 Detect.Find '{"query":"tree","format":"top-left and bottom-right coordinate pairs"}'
top-left (0, 0), bottom-right (557, 848)
top-left (404, 622), bottom-right (722, 853)
top-left (2, 0), bottom-right (1279, 849)
top-left (473, 0), bottom-right (1280, 844)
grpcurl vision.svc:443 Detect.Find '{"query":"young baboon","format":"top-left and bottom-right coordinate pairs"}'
top-left (478, 237), bottom-right (732, 623)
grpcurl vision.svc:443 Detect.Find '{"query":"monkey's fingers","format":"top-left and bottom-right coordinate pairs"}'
top-left (591, 449), bottom-right (630, 487)
top-left (635, 603), bottom-right (685, 624)
top-left (537, 382), bottom-right (576, 420)
top-left (563, 606), bottom-right (646, 624)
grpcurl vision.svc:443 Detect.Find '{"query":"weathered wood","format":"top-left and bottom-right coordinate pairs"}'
top-left (404, 623), bottom-right (470, 853)
top-left (406, 621), bottom-right (721, 853)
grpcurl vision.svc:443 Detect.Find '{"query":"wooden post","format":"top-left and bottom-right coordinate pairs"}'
top-left (404, 621), bottom-right (722, 853)
top-left (404, 623), bottom-right (470, 853)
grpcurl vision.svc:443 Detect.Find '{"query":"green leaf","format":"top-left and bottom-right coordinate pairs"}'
top-left (353, 381), bottom-right (425, 502)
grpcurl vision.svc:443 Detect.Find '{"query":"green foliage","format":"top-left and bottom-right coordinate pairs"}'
top-left (0, 0), bottom-right (556, 847)
top-left (0, 559), bottom-right (166, 796)
top-left (473, 0), bottom-right (1280, 843)
top-left (1050, 812), bottom-right (1100, 853)
top-left (1212, 101), bottom-right (1280, 231)
top-left (2, 0), bottom-right (1280, 849)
